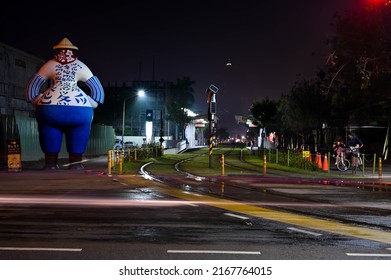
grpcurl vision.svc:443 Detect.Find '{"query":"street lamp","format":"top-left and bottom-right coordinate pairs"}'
top-left (122, 89), bottom-right (145, 148)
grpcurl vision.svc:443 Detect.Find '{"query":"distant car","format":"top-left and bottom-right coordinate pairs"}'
top-left (124, 141), bottom-right (135, 149)
top-left (114, 139), bottom-right (122, 150)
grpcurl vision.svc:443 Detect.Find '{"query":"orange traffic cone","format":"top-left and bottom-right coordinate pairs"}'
top-left (317, 153), bottom-right (323, 169)
top-left (322, 153), bottom-right (329, 171)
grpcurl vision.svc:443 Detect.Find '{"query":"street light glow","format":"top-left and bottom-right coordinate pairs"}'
top-left (122, 90), bottom-right (145, 148)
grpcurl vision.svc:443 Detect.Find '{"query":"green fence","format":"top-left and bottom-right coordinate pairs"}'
top-left (255, 148), bottom-right (380, 176)
top-left (0, 114), bottom-right (115, 168)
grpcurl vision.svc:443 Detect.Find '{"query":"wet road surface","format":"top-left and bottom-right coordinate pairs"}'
top-left (1, 165), bottom-right (391, 260)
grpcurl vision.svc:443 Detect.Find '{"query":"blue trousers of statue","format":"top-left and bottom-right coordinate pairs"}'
top-left (36, 105), bottom-right (93, 154)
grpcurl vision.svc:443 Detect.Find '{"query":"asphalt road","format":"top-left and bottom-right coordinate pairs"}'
top-left (0, 157), bottom-right (390, 260)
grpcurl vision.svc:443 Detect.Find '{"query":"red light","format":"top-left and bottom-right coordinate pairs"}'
top-left (365, 0), bottom-right (387, 5)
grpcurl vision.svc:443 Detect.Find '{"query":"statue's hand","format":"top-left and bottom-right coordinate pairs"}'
top-left (31, 93), bottom-right (43, 107)
top-left (87, 96), bottom-right (98, 109)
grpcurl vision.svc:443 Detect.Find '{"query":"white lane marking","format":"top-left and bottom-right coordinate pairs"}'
top-left (62, 160), bottom-right (88, 167)
top-left (346, 253), bottom-right (391, 257)
top-left (183, 191), bottom-right (203, 197)
top-left (185, 202), bottom-right (199, 207)
top-left (0, 196), bottom-right (194, 207)
top-left (167, 250), bottom-right (261, 255)
top-left (0, 247), bottom-right (82, 252)
top-left (224, 212), bottom-right (249, 220)
top-left (288, 227), bottom-right (323, 236)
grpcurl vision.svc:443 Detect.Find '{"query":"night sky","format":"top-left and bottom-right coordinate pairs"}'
top-left (1, 0), bottom-right (361, 135)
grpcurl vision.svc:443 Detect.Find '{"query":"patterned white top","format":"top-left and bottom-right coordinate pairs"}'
top-left (26, 59), bottom-right (104, 107)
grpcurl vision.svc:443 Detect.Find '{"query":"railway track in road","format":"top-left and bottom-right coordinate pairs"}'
top-left (141, 150), bottom-right (391, 244)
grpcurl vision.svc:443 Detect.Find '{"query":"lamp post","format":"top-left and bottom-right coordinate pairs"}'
top-left (122, 90), bottom-right (145, 148)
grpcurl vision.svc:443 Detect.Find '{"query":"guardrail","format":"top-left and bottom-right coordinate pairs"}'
top-left (107, 146), bottom-right (163, 175)
top-left (247, 147), bottom-right (385, 178)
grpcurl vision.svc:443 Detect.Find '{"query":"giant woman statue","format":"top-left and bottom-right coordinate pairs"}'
top-left (25, 38), bottom-right (104, 170)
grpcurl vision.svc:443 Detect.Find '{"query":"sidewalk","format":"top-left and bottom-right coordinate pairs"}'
top-left (19, 155), bottom-right (110, 172)
top-left (0, 156), bottom-right (131, 193)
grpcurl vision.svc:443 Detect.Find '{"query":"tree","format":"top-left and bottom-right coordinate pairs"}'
top-left (278, 77), bottom-right (331, 149)
top-left (325, 3), bottom-right (391, 126)
top-left (249, 98), bottom-right (278, 148)
top-left (250, 98), bottom-right (278, 130)
top-left (166, 77), bottom-right (195, 139)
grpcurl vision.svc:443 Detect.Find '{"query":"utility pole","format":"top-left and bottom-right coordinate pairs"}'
top-left (159, 110), bottom-right (164, 154)
top-left (206, 84), bottom-right (218, 168)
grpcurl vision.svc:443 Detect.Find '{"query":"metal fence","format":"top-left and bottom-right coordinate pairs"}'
top-left (0, 114), bottom-right (115, 167)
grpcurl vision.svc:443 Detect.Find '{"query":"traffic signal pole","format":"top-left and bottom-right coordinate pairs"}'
top-left (206, 84), bottom-right (218, 168)
top-left (208, 120), bottom-right (214, 168)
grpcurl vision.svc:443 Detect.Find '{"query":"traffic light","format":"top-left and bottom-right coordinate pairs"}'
top-left (206, 84), bottom-right (218, 121)
top-left (210, 101), bottom-right (216, 114)
top-left (146, 109), bottom-right (153, 122)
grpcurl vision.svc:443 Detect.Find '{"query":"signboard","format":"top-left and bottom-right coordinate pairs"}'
top-left (7, 139), bottom-right (22, 172)
top-left (146, 109), bottom-right (153, 122)
top-left (302, 150), bottom-right (310, 158)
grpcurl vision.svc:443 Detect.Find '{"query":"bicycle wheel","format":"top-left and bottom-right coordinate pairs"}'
top-left (351, 156), bottom-right (362, 171)
top-left (337, 158), bottom-right (350, 171)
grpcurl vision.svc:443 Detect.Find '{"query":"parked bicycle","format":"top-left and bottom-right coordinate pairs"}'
top-left (346, 132), bottom-right (364, 173)
top-left (333, 147), bottom-right (363, 172)
top-left (334, 148), bottom-right (350, 171)
top-left (346, 146), bottom-right (363, 171)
